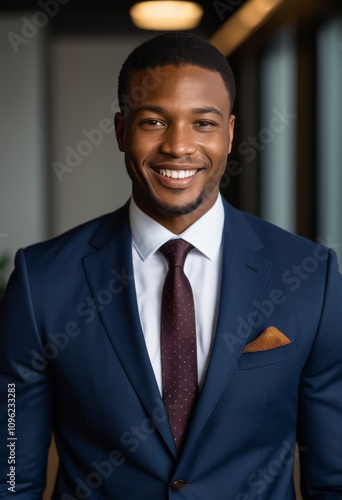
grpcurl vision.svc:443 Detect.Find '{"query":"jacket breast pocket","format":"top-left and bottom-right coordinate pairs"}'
top-left (236, 341), bottom-right (298, 370)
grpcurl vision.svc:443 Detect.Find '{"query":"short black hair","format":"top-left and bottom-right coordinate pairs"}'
top-left (118, 31), bottom-right (236, 114)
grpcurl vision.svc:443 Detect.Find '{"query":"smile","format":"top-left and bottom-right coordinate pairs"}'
top-left (158, 169), bottom-right (198, 179)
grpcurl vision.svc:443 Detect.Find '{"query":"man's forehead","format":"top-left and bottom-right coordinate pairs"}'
top-left (127, 64), bottom-right (230, 101)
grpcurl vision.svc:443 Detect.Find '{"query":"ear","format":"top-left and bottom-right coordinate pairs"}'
top-left (114, 112), bottom-right (125, 152)
top-left (228, 114), bottom-right (235, 154)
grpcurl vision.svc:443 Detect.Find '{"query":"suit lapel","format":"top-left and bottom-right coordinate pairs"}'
top-left (83, 205), bottom-right (176, 456)
top-left (181, 202), bottom-right (272, 456)
top-left (81, 200), bottom-right (271, 459)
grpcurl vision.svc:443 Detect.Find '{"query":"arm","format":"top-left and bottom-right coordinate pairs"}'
top-left (298, 249), bottom-right (342, 497)
top-left (0, 249), bottom-right (53, 498)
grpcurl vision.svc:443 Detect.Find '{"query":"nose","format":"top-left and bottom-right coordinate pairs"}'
top-left (160, 124), bottom-right (196, 157)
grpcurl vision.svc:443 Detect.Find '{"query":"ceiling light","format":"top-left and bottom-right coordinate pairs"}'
top-left (130, 1), bottom-right (203, 31)
top-left (210, 0), bottom-right (284, 56)
top-left (238, 0), bottom-right (281, 29)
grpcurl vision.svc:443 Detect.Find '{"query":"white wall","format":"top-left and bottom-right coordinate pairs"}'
top-left (0, 28), bottom-right (150, 283)
top-left (0, 14), bottom-right (47, 278)
top-left (49, 35), bottom-right (149, 235)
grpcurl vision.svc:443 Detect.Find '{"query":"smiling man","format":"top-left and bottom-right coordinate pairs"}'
top-left (115, 31), bottom-right (236, 237)
top-left (1, 32), bottom-right (342, 499)
top-left (115, 62), bottom-right (235, 233)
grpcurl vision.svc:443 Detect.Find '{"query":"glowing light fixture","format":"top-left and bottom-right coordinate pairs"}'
top-left (210, 0), bottom-right (285, 56)
top-left (130, 1), bottom-right (203, 31)
top-left (238, 0), bottom-right (282, 29)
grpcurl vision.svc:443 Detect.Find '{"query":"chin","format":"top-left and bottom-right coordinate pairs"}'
top-left (152, 192), bottom-right (206, 217)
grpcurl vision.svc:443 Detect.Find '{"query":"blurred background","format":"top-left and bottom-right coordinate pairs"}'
top-left (0, 0), bottom-right (341, 497)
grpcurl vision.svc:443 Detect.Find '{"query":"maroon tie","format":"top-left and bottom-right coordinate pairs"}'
top-left (160, 238), bottom-right (198, 451)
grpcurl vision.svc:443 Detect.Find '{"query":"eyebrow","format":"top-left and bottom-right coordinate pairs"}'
top-left (134, 105), bottom-right (224, 119)
top-left (191, 107), bottom-right (224, 119)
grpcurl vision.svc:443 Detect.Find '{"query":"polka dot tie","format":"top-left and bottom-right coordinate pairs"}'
top-left (159, 238), bottom-right (198, 451)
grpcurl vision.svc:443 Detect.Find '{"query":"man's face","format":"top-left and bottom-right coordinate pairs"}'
top-left (115, 64), bottom-right (235, 229)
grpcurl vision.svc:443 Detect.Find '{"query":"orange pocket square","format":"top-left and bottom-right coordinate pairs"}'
top-left (243, 326), bottom-right (291, 353)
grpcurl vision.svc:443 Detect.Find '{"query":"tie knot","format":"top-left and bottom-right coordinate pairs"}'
top-left (159, 238), bottom-right (194, 268)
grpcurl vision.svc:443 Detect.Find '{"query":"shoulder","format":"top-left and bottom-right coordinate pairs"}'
top-left (222, 199), bottom-right (331, 267)
top-left (244, 211), bottom-right (317, 252)
top-left (15, 203), bottom-right (130, 282)
top-left (24, 203), bottom-right (129, 260)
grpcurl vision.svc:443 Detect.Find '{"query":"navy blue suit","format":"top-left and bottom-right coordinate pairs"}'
top-left (1, 199), bottom-right (342, 499)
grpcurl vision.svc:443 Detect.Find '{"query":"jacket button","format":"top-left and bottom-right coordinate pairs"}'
top-left (171, 480), bottom-right (185, 492)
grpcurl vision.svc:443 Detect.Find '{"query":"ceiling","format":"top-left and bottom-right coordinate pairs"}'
top-left (0, 0), bottom-right (249, 37)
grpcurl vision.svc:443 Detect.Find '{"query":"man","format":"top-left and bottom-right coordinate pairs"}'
top-left (1, 32), bottom-right (342, 499)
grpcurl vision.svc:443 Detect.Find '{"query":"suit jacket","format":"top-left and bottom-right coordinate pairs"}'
top-left (1, 198), bottom-right (342, 499)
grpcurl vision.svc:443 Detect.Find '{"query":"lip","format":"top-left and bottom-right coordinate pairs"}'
top-left (151, 164), bottom-right (203, 172)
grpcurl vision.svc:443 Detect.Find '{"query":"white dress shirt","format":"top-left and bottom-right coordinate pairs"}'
top-left (129, 195), bottom-right (224, 394)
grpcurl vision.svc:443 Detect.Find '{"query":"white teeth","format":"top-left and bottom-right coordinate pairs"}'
top-left (158, 169), bottom-right (197, 179)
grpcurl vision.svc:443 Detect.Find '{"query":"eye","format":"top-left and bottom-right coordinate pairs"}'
top-left (194, 120), bottom-right (217, 128)
top-left (139, 119), bottom-right (165, 129)
top-left (144, 119), bottom-right (163, 125)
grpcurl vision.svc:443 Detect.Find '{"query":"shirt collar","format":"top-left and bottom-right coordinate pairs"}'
top-left (129, 194), bottom-right (224, 262)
